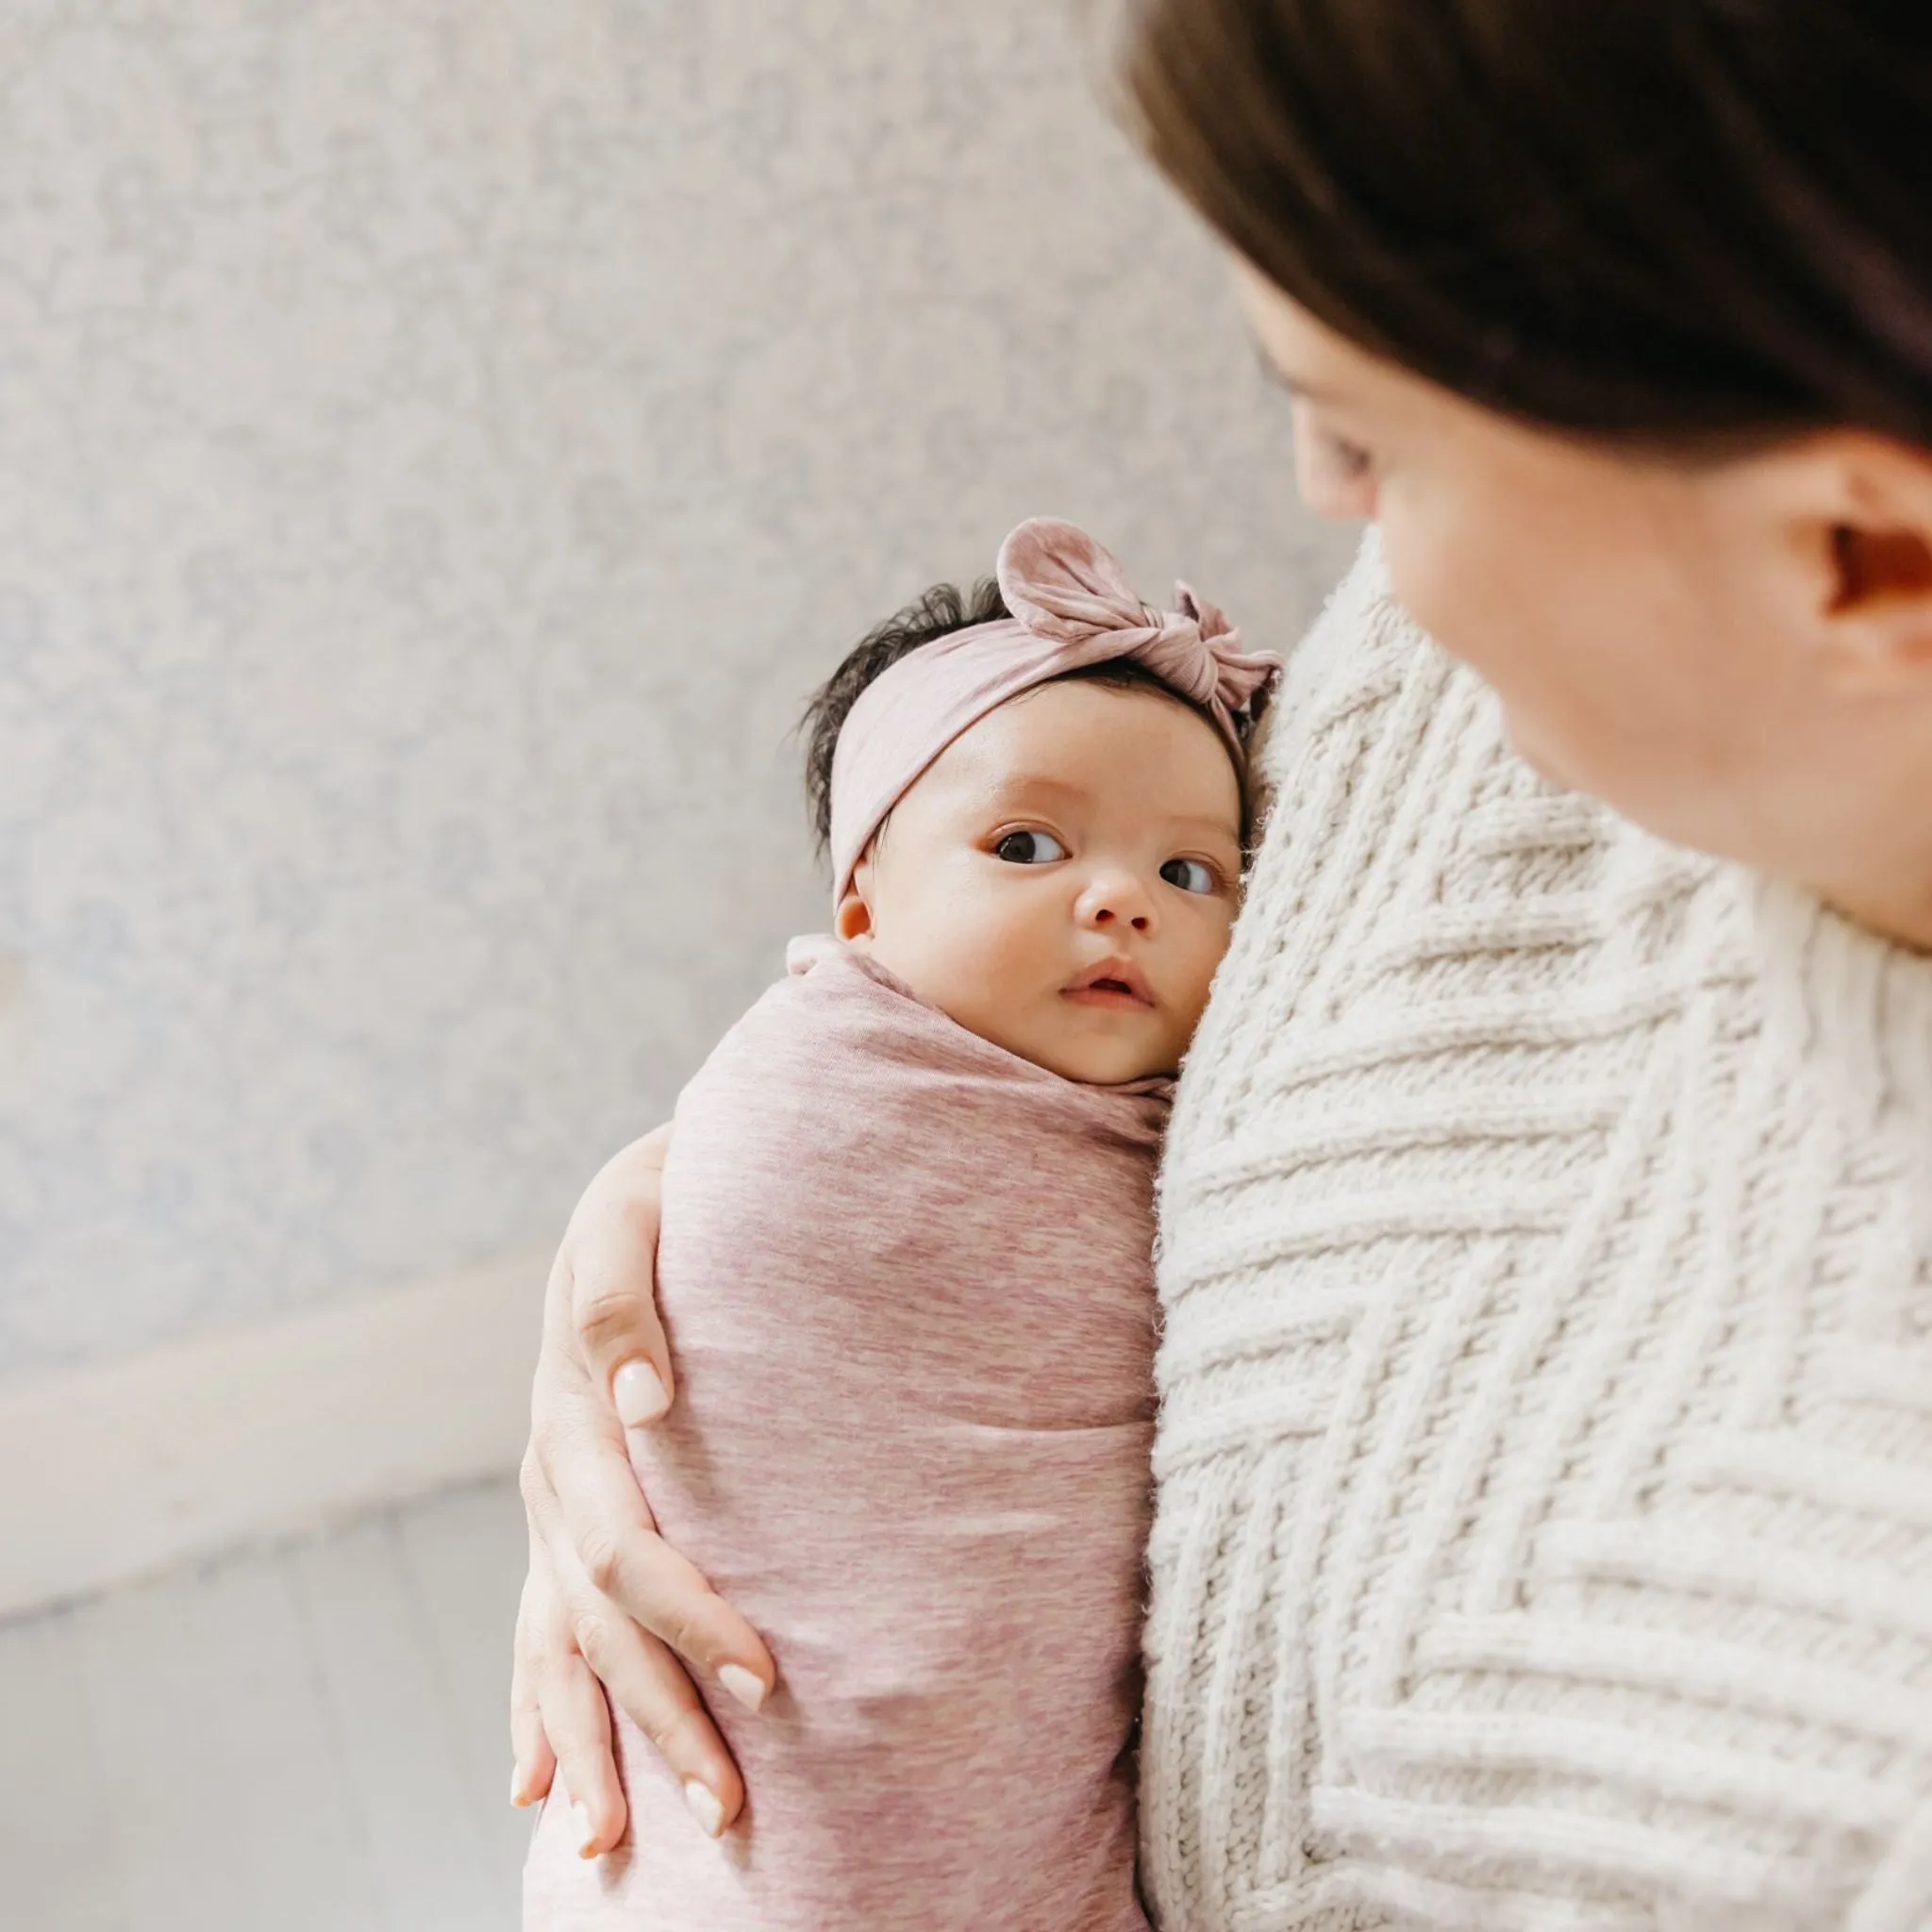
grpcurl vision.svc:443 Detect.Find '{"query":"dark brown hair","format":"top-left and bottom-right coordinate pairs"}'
top-left (801, 579), bottom-right (1242, 856)
top-left (1103, 0), bottom-right (1931, 446)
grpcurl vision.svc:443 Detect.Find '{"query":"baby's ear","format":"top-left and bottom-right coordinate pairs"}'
top-left (835, 865), bottom-right (875, 945)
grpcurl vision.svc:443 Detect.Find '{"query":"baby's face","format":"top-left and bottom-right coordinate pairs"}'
top-left (839, 679), bottom-right (1244, 1083)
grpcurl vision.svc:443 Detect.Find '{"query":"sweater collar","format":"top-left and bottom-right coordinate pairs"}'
top-left (1749, 874), bottom-right (1932, 1139)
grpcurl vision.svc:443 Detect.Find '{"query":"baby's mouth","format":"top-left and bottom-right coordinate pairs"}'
top-left (1062, 958), bottom-right (1157, 1010)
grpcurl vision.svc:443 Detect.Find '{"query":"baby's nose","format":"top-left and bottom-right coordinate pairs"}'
top-left (1083, 874), bottom-right (1154, 932)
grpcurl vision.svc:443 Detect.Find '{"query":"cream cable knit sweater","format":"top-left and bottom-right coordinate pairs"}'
top-left (1143, 538), bottom-right (1932, 1932)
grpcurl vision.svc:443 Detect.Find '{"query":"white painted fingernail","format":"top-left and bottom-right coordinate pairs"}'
top-left (718, 1663), bottom-right (767, 1713)
top-left (612, 1357), bottom-right (670, 1427)
top-left (684, 1780), bottom-right (725, 1839)
top-left (573, 1800), bottom-right (598, 1857)
top-left (510, 1765), bottom-right (528, 1807)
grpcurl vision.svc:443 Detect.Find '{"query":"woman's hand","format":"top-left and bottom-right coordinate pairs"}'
top-left (509, 1125), bottom-right (775, 1854)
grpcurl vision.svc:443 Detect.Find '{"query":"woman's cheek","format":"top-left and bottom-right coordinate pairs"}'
top-left (1374, 493), bottom-right (1471, 658)
top-left (1376, 496), bottom-right (1581, 767)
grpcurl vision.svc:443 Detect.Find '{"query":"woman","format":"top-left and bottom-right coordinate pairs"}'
top-left (513, 3), bottom-right (1932, 1925)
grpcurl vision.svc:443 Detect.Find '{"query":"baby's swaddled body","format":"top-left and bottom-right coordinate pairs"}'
top-left (525, 936), bottom-right (1167, 1930)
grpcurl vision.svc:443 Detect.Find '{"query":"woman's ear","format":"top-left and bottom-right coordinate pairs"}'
top-left (1806, 434), bottom-right (1932, 690)
top-left (834, 860), bottom-right (875, 945)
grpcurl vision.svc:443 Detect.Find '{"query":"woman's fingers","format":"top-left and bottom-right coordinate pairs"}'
top-left (533, 1642), bottom-right (628, 1857)
top-left (515, 1118), bottom-right (773, 1844)
top-left (559, 1128), bottom-right (678, 1423)
top-left (533, 1379), bottom-right (775, 1699)
top-left (571, 1611), bottom-right (746, 1840)
top-left (524, 1482), bottom-right (748, 1840)
top-left (513, 1527), bottom-right (630, 1857)
top-left (510, 1556), bottom-right (559, 1807)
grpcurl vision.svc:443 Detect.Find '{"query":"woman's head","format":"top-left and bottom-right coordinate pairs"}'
top-left (1104, 0), bottom-right (1932, 940)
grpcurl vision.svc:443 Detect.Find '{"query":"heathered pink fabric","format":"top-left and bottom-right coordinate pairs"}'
top-left (524, 936), bottom-right (1168, 1931)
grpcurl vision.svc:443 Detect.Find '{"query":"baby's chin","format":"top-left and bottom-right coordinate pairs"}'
top-left (1015, 1025), bottom-right (1180, 1088)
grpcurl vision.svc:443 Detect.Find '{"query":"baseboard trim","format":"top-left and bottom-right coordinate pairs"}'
top-left (0, 1248), bottom-right (550, 1618)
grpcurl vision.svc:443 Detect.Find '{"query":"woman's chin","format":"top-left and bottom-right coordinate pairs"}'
top-left (1499, 708), bottom-right (1594, 798)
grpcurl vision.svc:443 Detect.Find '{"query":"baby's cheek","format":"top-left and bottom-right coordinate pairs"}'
top-left (1174, 931), bottom-right (1234, 1041)
top-left (1166, 988), bottom-right (1210, 1058)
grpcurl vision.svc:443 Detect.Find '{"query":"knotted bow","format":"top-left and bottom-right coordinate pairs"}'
top-left (827, 516), bottom-right (1281, 903)
top-left (997, 518), bottom-right (1280, 747)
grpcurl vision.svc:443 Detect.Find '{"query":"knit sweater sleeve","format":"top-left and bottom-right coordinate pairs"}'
top-left (1144, 536), bottom-right (1932, 1932)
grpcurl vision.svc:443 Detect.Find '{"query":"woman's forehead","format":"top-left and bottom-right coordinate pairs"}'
top-left (1233, 258), bottom-right (1381, 392)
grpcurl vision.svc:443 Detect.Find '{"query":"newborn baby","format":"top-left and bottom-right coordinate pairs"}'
top-left (524, 518), bottom-right (1278, 1930)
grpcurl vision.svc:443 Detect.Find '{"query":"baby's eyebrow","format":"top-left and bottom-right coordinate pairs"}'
top-left (987, 774), bottom-right (1092, 806)
top-left (985, 774), bottom-right (1240, 846)
top-left (1166, 811), bottom-right (1245, 846)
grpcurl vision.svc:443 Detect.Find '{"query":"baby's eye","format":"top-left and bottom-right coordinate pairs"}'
top-left (1160, 857), bottom-right (1220, 894)
top-left (993, 829), bottom-right (1067, 864)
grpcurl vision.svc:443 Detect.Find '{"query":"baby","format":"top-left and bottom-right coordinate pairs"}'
top-left (524, 518), bottom-right (1277, 1930)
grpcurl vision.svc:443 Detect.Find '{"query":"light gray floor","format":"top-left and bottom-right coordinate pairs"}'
top-left (0, 1477), bottom-right (534, 1932)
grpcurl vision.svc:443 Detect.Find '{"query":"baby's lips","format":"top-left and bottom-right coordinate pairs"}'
top-left (1063, 956), bottom-right (1158, 1007)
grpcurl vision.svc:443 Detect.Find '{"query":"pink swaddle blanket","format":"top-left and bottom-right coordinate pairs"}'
top-left (525, 935), bottom-right (1168, 1930)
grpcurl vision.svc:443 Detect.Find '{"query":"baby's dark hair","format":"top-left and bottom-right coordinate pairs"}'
top-left (802, 578), bottom-right (1243, 856)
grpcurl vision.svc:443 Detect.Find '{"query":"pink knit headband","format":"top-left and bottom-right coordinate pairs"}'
top-left (828, 516), bottom-right (1282, 904)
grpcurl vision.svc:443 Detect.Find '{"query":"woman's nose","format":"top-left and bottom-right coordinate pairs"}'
top-left (1077, 872), bottom-right (1154, 934)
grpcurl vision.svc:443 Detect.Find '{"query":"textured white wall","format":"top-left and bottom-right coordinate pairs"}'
top-left (0, 0), bottom-right (1355, 1381)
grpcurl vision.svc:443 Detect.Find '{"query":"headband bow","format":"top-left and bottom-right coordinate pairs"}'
top-left (996, 518), bottom-right (1278, 736)
top-left (827, 516), bottom-right (1280, 904)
